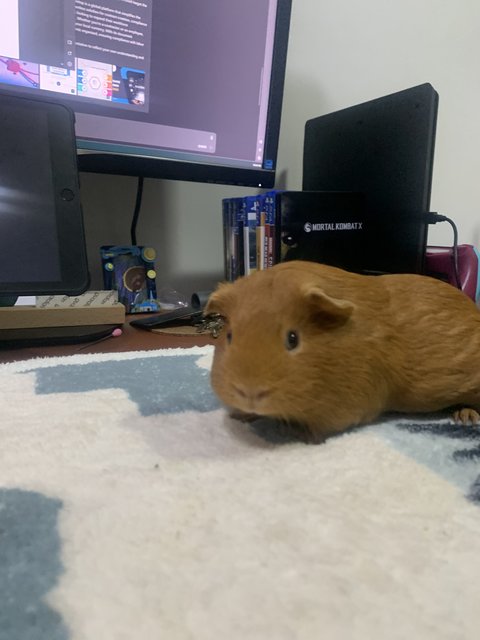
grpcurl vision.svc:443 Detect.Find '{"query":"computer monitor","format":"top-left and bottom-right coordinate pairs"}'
top-left (0, 0), bottom-right (292, 188)
top-left (303, 83), bottom-right (439, 274)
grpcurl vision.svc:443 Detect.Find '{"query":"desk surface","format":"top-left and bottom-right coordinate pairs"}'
top-left (0, 317), bottom-right (215, 364)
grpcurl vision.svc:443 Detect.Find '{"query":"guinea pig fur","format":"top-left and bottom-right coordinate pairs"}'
top-left (204, 260), bottom-right (480, 442)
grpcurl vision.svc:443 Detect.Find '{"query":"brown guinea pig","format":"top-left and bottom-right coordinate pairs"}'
top-left (204, 260), bottom-right (480, 441)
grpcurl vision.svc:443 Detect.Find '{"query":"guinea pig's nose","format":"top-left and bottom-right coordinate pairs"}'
top-left (233, 384), bottom-right (271, 407)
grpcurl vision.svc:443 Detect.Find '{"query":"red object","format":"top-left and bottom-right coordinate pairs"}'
top-left (425, 245), bottom-right (479, 303)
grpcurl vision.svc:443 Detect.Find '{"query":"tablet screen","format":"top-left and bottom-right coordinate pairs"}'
top-left (0, 92), bottom-right (89, 296)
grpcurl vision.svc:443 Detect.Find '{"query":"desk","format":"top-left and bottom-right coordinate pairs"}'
top-left (0, 317), bottom-right (215, 364)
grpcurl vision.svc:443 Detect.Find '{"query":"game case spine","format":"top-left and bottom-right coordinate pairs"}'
top-left (265, 190), bottom-right (282, 268)
top-left (244, 196), bottom-right (259, 275)
top-left (233, 197), bottom-right (245, 280)
top-left (222, 198), bottom-right (233, 281)
top-left (264, 192), bottom-right (273, 269)
top-left (256, 194), bottom-right (266, 271)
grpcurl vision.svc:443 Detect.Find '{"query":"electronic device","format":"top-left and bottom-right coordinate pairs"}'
top-left (278, 191), bottom-right (371, 271)
top-left (0, 0), bottom-right (292, 188)
top-left (303, 83), bottom-right (439, 274)
top-left (0, 324), bottom-right (122, 349)
top-left (0, 91), bottom-right (90, 299)
top-left (130, 291), bottom-right (210, 330)
top-left (130, 305), bottom-right (202, 331)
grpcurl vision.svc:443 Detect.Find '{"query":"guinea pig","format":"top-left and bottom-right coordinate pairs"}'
top-left (203, 260), bottom-right (480, 442)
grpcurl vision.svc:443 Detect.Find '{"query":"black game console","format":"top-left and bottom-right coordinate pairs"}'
top-left (302, 83), bottom-right (438, 274)
top-left (279, 191), bottom-right (375, 273)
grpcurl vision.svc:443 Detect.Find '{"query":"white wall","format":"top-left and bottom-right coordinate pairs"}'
top-left (80, 0), bottom-right (480, 295)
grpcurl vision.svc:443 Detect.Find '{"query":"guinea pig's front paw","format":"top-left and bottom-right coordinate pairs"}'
top-left (452, 407), bottom-right (480, 426)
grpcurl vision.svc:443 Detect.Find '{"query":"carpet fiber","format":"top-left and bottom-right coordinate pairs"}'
top-left (1, 346), bottom-right (480, 639)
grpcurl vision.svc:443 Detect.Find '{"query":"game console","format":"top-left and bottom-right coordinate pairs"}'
top-left (302, 84), bottom-right (438, 274)
top-left (278, 190), bottom-right (430, 275)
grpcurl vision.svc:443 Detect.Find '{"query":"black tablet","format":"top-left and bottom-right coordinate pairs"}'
top-left (0, 91), bottom-right (90, 298)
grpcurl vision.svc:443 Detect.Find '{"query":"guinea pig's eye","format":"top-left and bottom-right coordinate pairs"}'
top-left (285, 330), bottom-right (299, 351)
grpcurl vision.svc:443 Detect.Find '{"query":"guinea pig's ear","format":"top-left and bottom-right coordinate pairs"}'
top-left (203, 283), bottom-right (235, 317)
top-left (303, 286), bottom-right (355, 328)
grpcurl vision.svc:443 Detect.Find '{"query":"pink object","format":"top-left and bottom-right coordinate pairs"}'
top-left (425, 244), bottom-right (480, 304)
top-left (78, 327), bottom-right (123, 351)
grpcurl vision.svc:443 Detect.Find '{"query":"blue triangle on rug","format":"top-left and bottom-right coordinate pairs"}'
top-left (369, 420), bottom-right (480, 504)
top-left (24, 354), bottom-right (220, 416)
top-left (0, 489), bottom-right (67, 640)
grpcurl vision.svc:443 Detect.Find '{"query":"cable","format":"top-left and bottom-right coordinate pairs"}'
top-left (426, 212), bottom-right (461, 289)
top-left (130, 176), bottom-right (144, 245)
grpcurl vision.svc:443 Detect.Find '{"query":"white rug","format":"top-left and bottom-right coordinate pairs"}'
top-left (1, 346), bottom-right (480, 640)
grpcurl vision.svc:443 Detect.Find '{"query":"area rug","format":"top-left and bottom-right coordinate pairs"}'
top-left (1, 346), bottom-right (480, 640)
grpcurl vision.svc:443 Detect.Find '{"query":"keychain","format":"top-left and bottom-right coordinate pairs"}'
top-left (194, 313), bottom-right (224, 338)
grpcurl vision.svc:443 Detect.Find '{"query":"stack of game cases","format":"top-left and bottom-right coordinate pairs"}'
top-left (222, 191), bottom-right (282, 282)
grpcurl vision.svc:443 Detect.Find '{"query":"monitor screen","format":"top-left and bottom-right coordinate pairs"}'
top-left (0, 0), bottom-right (292, 188)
